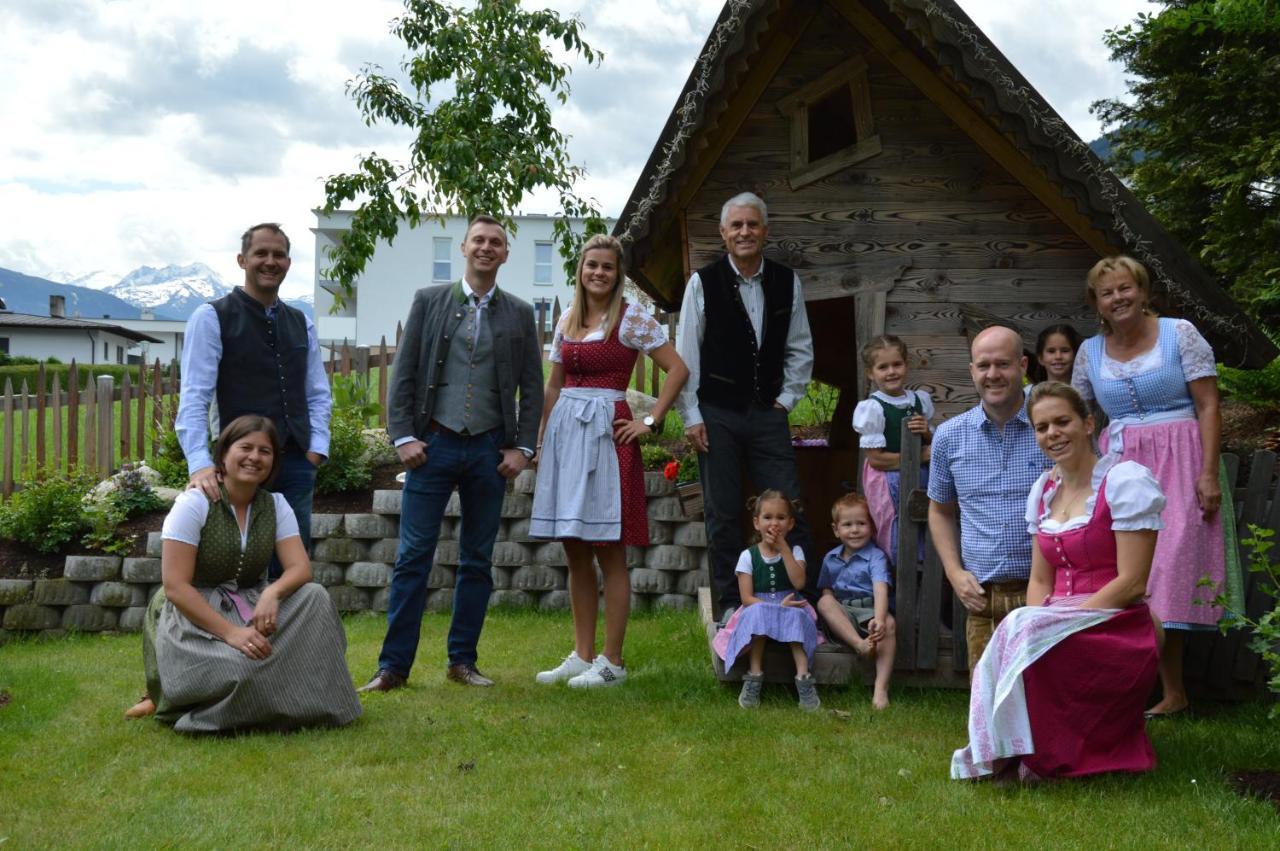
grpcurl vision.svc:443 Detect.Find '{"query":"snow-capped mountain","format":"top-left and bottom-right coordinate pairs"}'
top-left (59, 269), bottom-right (125, 291)
top-left (108, 263), bottom-right (232, 318)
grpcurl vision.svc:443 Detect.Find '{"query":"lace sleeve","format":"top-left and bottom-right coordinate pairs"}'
top-left (1175, 319), bottom-right (1217, 381)
top-left (618, 302), bottom-right (668, 353)
top-left (1070, 345), bottom-right (1094, 400)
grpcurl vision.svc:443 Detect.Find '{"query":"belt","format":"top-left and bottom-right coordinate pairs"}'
top-left (982, 580), bottom-right (1026, 593)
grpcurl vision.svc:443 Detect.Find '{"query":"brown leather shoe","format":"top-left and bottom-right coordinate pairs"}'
top-left (357, 670), bottom-right (407, 693)
top-left (446, 663), bottom-right (494, 687)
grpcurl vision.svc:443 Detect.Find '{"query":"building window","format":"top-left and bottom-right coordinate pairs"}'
top-left (103, 341), bottom-right (109, 360)
top-left (777, 55), bottom-right (881, 189)
top-left (433, 238), bottom-right (452, 282)
top-left (116, 345), bottom-right (124, 364)
top-left (534, 241), bottom-right (554, 285)
top-left (0, 337), bottom-right (8, 354)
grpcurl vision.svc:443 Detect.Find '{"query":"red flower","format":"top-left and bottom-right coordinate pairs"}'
top-left (663, 460), bottom-right (680, 481)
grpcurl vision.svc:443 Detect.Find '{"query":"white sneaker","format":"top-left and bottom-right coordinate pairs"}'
top-left (567, 655), bottom-right (627, 689)
top-left (535, 651), bottom-right (592, 684)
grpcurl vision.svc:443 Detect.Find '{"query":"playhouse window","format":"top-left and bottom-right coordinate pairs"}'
top-left (778, 55), bottom-right (881, 189)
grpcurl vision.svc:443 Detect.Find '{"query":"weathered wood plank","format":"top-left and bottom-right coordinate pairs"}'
top-left (894, 421), bottom-right (921, 670)
top-left (852, 290), bottom-right (886, 400)
top-left (82, 374), bottom-right (97, 473)
top-left (136, 370), bottom-right (146, 459)
top-left (35, 364), bottom-right (46, 470)
top-left (96, 375), bottom-right (114, 478)
top-left (68, 361), bottom-right (80, 469)
top-left (885, 302), bottom-right (1098, 338)
top-left (2, 379), bottom-right (13, 497)
top-left (378, 335), bottom-right (389, 427)
top-left (917, 534), bottom-right (944, 670)
top-left (120, 371), bottom-right (132, 462)
top-left (52, 372), bottom-right (63, 474)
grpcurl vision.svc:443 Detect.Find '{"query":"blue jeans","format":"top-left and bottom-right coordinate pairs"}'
top-left (378, 428), bottom-right (506, 675)
top-left (268, 446), bottom-right (317, 580)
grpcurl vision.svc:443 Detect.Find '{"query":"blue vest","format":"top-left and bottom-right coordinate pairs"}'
top-left (1083, 318), bottom-right (1193, 420)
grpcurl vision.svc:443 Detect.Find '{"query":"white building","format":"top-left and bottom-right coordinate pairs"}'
top-left (311, 211), bottom-right (611, 347)
top-left (0, 307), bottom-right (161, 366)
top-left (109, 313), bottom-right (188, 366)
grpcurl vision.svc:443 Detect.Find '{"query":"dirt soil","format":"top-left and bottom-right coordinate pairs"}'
top-left (1230, 770), bottom-right (1280, 811)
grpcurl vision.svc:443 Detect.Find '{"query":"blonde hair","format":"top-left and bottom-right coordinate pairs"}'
top-left (563, 234), bottom-right (627, 340)
top-left (1086, 255), bottom-right (1153, 333)
top-left (830, 492), bottom-right (875, 534)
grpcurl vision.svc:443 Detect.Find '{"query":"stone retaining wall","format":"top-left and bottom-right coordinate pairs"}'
top-left (0, 470), bottom-right (708, 640)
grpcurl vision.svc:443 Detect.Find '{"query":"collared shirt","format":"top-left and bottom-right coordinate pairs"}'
top-left (818, 542), bottom-right (892, 600)
top-left (674, 256), bottom-right (814, 428)
top-left (927, 404), bottom-right (1050, 584)
top-left (176, 293), bottom-right (331, 475)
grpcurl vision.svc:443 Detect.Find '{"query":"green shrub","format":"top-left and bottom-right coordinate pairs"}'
top-left (80, 465), bottom-right (167, 556)
top-left (316, 408), bottom-right (374, 494)
top-left (0, 470), bottom-right (94, 554)
top-left (640, 442), bottom-right (672, 471)
top-left (0, 362), bottom-right (167, 394)
top-left (111, 465), bottom-right (166, 518)
top-left (1208, 525), bottom-right (1280, 717)
top-left (148, 427), bottom-right (192, 490)
top-left (1219, 357), bottom-right (1280, 411)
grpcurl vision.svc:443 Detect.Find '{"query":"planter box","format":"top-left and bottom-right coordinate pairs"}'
top-left (676, 482), bottom-right (703, 518)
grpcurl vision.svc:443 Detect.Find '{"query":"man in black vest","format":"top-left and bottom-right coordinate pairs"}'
top-left (675, 192), bottom-right (816, 621)
top-left (176, 223), bottom-right (331, 574)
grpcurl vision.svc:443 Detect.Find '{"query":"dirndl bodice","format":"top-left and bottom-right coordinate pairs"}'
top-left (1036, 477), bottom-right (1120, 601)
top-left (560, 311), bottom-right (639, 391)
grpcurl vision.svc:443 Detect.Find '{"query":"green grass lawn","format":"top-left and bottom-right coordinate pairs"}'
top-left (1, 610), bottom-right (1276, 847)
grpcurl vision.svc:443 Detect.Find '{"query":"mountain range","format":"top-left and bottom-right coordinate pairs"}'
top-left (0, 264), bottom-right (313, 321)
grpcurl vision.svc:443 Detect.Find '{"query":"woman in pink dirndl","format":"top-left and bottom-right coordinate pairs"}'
top-left (1071, 255), bottom-right (1228, 717)
top-left (952, 383), bottom-right (1162, 781)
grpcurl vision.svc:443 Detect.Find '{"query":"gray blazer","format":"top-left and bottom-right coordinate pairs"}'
top-left (387, 282), bottom-right (544, 449)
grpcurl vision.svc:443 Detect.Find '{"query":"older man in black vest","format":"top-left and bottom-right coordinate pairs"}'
top-left (675, 192), bottom-right (816, 622)
top-left (176, 223), bottom-right (331, 577)
top-left (359, 215), bottom-right (544, 692)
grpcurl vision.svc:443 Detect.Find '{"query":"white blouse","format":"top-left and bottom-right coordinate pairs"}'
top-left (852, 389), bottom-right (936, 449)
top-left (162, 489), bottom-right (300, 552)
top-left (735, 545), bottom-right (807, 574)
top-left (549, 302), bottom-right (668, 363)
top-left (1024, 457), bottom-right (1166, 535)
top-left (1072, 319), bottom-right (1216, 400)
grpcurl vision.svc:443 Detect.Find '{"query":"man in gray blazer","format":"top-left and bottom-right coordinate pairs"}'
top-left (360, 215), bottom-right (544, 691)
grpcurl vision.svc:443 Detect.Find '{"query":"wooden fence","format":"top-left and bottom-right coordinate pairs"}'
top-left (1, 360), bottom-right (180, 496)
top-left (2, 295), bottom-right (677, 496)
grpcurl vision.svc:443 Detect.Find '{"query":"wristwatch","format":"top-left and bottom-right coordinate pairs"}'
top-left (642, 415), bottom-right (657, 432)
top-left (519, 447), bottom-right (535, 460)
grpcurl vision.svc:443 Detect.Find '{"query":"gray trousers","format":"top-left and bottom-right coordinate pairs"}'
top-left (699, 401), bottom-right (816, 617)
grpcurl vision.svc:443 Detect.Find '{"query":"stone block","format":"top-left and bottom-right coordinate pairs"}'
top-left (512, 468), bottom-right (538, 494)
top-left (427, 565), bottom-right (455, 589)
top-left (646, 497), bottom-right (684, 523)
top-left (672, 522), bottom-right (707, 547)
top-left (490, 566), bottom-right (511, 591)
top-left (444, 492), bottom-right (462, 517)
top-left (370, 588), bottom-right (391, 613)
top-left (311, 538), bottom-right (368, 564)
top-left (327, 585), bottom-right (370, 612)
top-left (676, 569), bottom-right (710, 597)
top-left (0, 579), bottom-right (33, 606)
top-left (310, 513), bottom-right (344, 539)
top-left (644, 545), bottom-right (695, 572)
top-left (63, 556), bottom-right (121, 582)
top-left (62, 604), bottom-right (118, 632)
top-left (538, 589), bottom-right (572, 611)
top-left (3, 603), bottom-right (61, 631)
top-left (311, 562), bottom-right (346, 587)
top-left (122, 557), bottom-right (162, 584)
top-left (346, 562), bottom-right (392, 588)
top-left (433, 540), bottom-right (460, 566)
top-left (491, 542), bottom-right (531, 568)
top-left (647, 521), bottom-right (673, 545)
top-left (145, 532), bottom-right (163, 557)
top-left (532, 542), bottom-right (565, 567)
top-left (644, 472), bottom-right (676, 497)
top-left (367, 539), bottom-right (400, 562)
top-left (372, 489), bottom-right (402, 515)
top-left (624, 546), bottom-right (645, 569)
top-left (425, 589), bottom-right (453, 613)
top-left (630, 568), bottom-right (674, 594)
top-left (117, 606), bottom-right (147, 632)
top-left (505, 517), bottom-right (532, 542)
top-left (501, 493), bottom-right (532, 518)
top-left (700, 550), bottom-right (709, 571)
top-left (488, 589), bottom-right (536, 609)
top-left (33, 578), bottom-right (91, 607)
top-left (510, 565), bottom-right (565, 592)
top-left (438, 518), bottom-right (457, 541)
top-left (90, 582), bottom-right (146, 608)
top-left (343, 514), bottom-right (399, 539)
top-left (629, 592), bottom-right (651, 613)
top-left (652, 593), bottom-right (696, 611)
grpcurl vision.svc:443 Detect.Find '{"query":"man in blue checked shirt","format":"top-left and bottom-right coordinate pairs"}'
top-left (927, 325), bottom-right (1050, 668)
top-left (175, 223), bottom-right (331, 574)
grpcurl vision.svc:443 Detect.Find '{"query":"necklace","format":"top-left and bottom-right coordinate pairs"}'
top-left (1050, 474), bottom-right (1092, 522)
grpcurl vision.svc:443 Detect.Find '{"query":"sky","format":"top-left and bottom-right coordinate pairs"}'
top-left (0, 0), bottom-right (1155, 299)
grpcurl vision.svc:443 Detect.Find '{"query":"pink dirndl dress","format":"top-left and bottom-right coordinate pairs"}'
top-left (951, 462), bottom-right (1161, 780)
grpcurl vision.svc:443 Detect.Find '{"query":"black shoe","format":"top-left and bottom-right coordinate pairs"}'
top-left (357, 669), bottom-right (407, 693)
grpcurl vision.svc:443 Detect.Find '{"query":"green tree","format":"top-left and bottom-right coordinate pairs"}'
top-left (1092, 1), bottom-right (1280, 332)
top-left (322, 0), bottom-right (606, 305)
